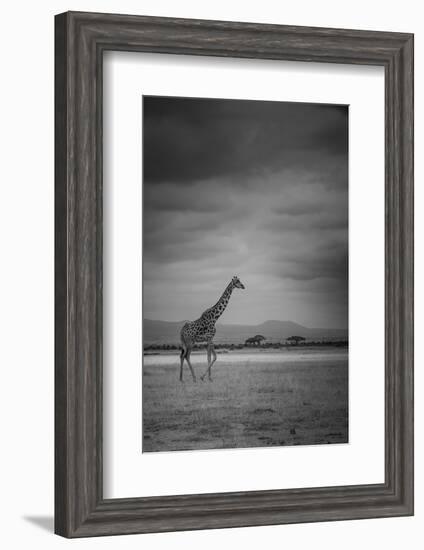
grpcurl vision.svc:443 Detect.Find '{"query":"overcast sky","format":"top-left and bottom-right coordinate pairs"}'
top-left (143, 96), bottom-right (348, 328)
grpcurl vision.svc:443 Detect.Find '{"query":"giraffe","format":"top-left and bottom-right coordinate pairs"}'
top-left (179, 276), bottom-right (245, 382)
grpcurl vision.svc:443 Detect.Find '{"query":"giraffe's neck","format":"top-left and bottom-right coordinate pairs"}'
top-left (207, 282), bottom-right (235, 321)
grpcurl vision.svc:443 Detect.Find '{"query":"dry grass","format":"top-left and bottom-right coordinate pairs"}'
top-left (143, 349), bottom-right (348, 452)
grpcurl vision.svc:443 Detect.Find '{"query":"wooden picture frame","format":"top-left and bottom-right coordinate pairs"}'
top-left (55, 11), bottom-right (414, 538)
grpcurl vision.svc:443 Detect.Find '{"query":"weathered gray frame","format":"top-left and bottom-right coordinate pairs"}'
top-left (55, 11), bottom-right (414, 538)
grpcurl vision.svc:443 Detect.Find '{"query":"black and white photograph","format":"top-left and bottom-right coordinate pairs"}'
top-left (142, 96), bottom-right (349, 453)
top-left (0, 1), bottom-right (416, 544)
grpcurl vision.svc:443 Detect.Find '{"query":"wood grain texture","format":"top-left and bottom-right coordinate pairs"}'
top-left (54, 11), bottom-right (414, 538)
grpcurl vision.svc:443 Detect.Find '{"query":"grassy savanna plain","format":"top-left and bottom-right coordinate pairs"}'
top-left (142, 348), bottom-right (348, 452)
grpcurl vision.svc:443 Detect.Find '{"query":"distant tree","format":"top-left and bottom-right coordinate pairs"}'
top-left (286, 335), bottom-right (306, 346)
top-left (245, 335), bottom-right (266, 346)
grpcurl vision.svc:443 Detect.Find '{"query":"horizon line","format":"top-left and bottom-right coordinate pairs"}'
top-left (144, 318), bottom-right (348, 331)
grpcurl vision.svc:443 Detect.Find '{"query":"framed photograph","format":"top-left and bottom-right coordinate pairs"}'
top-left (55, 11), bottom-right (414, 537)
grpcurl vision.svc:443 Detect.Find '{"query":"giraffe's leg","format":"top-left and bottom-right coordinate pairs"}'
top-left (201, 345), bottom-right (211, 381)
top-left (202, 342), bottom-right (217, 381)
top-left (208, 345), bottom-right (217, 381)
top-left (179, 347), bottom-right (186, 382)
top-left (185, 348), bottom-right (196, 382)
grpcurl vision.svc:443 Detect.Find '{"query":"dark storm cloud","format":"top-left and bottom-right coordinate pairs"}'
top-left (274, 242), bottom-right (348, 282)
top-left (144, 181), bottom-right (238, 214)
top-left (143, 96), bottom-right (347, 185)
top-left (143, 96), bottom-right (348, 328)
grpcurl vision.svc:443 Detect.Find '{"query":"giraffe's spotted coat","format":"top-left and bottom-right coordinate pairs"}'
top-left (179, 276), bottom-right (245, 381)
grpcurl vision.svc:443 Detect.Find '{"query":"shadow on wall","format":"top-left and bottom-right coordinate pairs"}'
top-left (22, 516), bottom-right (54, 533)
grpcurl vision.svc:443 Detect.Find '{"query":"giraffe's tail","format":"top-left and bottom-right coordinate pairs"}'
top-left (180, 322), bottom-right (190, 341)
top-left (180, 323), bottom-right (189, 356)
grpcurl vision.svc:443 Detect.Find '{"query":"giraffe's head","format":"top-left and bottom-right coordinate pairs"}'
top-left (232, 275), bottom-right (245, 290)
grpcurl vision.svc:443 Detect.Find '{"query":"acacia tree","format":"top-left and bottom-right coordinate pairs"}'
top-left (245, 335), bottom-right (266, 346)
top-left (286, 335), bottom-right (306, 346)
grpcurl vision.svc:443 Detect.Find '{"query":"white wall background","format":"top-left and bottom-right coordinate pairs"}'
top-left (0, 1), bottom-right (420, 548)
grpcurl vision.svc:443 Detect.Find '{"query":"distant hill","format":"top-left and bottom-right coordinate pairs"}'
top-left (143, 319), bottom-right (347, 345)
